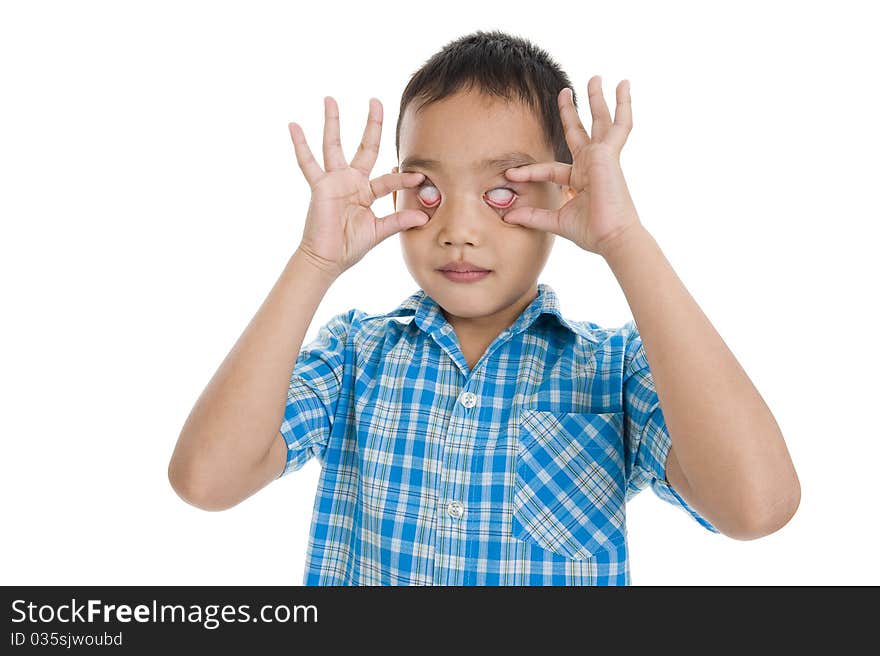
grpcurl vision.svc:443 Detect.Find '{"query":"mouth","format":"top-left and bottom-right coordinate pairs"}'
top-left (437, 269), bottom-right (493, 283)
top-left (436, 261), bottom-right (492, 274)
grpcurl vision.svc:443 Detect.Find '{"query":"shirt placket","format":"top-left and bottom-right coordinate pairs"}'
top-left (433, 384), bottom-right (480, 586)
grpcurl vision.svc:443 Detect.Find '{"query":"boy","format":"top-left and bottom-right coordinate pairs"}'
top-left (169, 30), bottom-right (800, 585)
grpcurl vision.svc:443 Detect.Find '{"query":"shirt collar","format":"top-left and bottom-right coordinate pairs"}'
top-left (361, 282), bottom-right (596, 342)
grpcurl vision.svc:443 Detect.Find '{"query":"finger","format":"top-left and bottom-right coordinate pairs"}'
top-left (350, 98), bottom-right (382, 176)
top-left (588, 75), bottom-right (613, 143)
top-left (504, 161), bottom-right (572, 186)
top-left (501, 205), bottom-right (560, 234)
top-left (374, 209), bottom-right (430, 243)
top-left (288, 122), bottom-right (324, 187)
top-left (607, 79), bottom-right (633, 151)
top-left (322, 96), bottom-right (348, 171)
top-left (558, 86), bottom-right (590, 157)
top-left (368, 170), bottom-right (425, 202)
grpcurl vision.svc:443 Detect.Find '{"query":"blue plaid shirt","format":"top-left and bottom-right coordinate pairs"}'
top-left (277, 282), bottom-right (720, 585)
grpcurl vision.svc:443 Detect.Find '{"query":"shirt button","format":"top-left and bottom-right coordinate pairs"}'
top-left (459, 392), bottom-right (477, 408)
top-left (447, 501), bottom-right (464, 518)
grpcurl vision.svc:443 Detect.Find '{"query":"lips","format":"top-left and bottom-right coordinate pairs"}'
top-left (437, 260), bottom-right (491, 273)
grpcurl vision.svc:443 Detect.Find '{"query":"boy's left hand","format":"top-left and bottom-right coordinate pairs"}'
top-left (502, 76), bottom-right (644, 257)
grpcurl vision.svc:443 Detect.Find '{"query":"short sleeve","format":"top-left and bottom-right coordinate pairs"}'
top-left (621, 320), bottom-right (721, 534)
top-left (276, 309), bottom-right (357, 479)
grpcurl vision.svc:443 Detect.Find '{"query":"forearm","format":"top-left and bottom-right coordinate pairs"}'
top-left (169, 246), bottom-right (338, 507)
top-left (602, 225), bottom-right (800, 537)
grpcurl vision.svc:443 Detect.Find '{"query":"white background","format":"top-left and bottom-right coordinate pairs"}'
top-left (2, 0), bottom-right (877, 585)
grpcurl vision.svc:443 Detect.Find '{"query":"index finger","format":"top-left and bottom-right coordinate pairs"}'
top-left (504, 161), bottom-right (572, 185)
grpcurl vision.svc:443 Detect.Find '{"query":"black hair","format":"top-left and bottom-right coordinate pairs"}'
top-left (395, 29), bottom-right (579, 165)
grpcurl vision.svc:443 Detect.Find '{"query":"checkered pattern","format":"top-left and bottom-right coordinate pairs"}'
top-left (277, 283), bottom-right (720, 586)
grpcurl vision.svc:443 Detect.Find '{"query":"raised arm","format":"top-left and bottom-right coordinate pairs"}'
top-left (168, 94), bottom-right (428, 511)
top-left (168, 247), bottom-right (338, 511)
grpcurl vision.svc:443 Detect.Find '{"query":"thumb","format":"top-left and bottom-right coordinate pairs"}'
top-left (502, 206), bottom-right (558, 233)
top-left (374, 209), bottom-right (429, 243)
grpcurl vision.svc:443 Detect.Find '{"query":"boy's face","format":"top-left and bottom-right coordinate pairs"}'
top-left (393, 88), bottom-right (574, 339)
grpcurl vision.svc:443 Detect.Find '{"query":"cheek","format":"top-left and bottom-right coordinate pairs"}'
top-left (399, 229), bottom-right (429, 254)
top-left (510, 233), bottom-right (554, 261)
top-left (398, 233), bottom-right (421, 265)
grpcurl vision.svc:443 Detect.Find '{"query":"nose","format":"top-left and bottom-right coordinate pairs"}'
top-left (431, 192), bottom-right (492, 246)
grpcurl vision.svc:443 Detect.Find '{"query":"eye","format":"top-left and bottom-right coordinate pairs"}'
top-left (414, 181), bottom-right (519, 209)
top-left (484, 187), bottom-right (518, 208)
top-left (416, 183), bottom-right (441, 207)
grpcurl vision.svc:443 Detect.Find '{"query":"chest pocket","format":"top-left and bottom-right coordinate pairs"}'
top-left (512, 409), bottom-right (627, 560)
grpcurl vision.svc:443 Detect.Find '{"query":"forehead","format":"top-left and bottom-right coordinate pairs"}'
top-left (399, 89), bottom-right (552, 172)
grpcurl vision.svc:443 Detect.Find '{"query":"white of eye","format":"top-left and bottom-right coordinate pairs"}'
top-left (417, 185), bottom-right (440, 205)
top-left (416, 186), bottom-right (516, 208)
top-left (486, 188), bottom-right (515, 205)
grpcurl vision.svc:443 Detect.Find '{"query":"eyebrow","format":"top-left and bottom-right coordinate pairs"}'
top-left (399, 151), bottom-right (537, 173)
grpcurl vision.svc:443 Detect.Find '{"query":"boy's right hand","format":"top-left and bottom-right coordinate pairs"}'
top-left (288, 96), bottom-right (429, 279)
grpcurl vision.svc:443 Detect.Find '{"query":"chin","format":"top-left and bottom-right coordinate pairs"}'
top-left (434, 291), bottom-right (495, 316)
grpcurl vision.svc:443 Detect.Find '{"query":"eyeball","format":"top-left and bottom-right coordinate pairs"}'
top-left (417, 185), bottom-right (440, 207)
top-left (485, 188), bottom-right (516, 208)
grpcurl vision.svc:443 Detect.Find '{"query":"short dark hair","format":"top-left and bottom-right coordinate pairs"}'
top-left (395, 29), bottom-right (579, 165)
